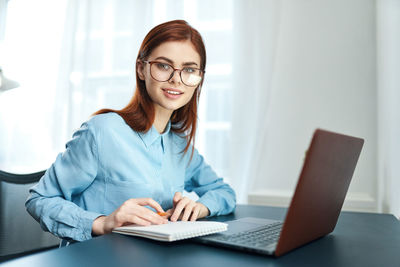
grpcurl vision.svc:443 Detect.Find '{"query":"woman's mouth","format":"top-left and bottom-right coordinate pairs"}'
top-left (162, 88), bottom-right (183, 99)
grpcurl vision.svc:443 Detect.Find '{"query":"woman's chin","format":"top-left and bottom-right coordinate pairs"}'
top-left (155, 102), bottom-right (185, 114)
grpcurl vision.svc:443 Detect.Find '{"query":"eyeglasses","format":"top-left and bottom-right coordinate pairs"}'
top-left (142, 60), bottom-right (204, 87)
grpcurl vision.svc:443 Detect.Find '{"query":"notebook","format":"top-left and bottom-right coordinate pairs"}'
top-left (195, 129), bottom-right (364, 257)
top-left (113, 221), bottom-right (228, 242)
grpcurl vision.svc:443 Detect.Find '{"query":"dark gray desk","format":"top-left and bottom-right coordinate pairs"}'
top-left (1, 205), bottom-right (400, 267)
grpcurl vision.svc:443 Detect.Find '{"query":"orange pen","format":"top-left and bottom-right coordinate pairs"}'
top-left (157, 212), bottom-right (168, 216)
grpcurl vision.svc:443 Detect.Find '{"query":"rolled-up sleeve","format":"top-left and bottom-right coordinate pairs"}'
top-left (25, 122), bottom-right (103, 241)
top-left (184, 147), bottom-right (236, 217)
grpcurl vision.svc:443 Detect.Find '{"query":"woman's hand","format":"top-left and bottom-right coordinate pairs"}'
top-left (92, 198), bottom-right (168, 236)
top-left (166, 192), bottom-right (210, 222)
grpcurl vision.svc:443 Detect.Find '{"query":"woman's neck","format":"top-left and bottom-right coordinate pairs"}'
top-left (153, 106), bottom-right (173, 134)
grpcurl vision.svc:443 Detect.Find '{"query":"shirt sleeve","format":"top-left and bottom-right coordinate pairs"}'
top-left (184, 147), bottom-right (236, 217)
top-left (25, 122), bottom-right (103, 242)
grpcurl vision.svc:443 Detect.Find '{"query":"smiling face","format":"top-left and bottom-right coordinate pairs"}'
top-left (137, 40), bottom-right (202, 119)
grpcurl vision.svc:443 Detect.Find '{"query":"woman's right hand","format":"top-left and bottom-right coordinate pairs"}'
top-left (92, 198), bottom-right (168, 236)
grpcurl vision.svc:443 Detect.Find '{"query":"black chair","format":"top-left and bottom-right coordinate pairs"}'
top-left (0, 170), bottom-right (60, 262)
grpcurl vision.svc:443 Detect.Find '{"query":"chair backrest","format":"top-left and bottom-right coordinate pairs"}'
top-left (0, 170), bottom-right (60, 258)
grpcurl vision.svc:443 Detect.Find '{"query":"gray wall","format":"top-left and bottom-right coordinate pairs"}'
top-left (249, 0), bottom-right (377, 212)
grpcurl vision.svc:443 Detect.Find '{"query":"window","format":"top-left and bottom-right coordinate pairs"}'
top-left (66, 0), bottom-right (234, 180)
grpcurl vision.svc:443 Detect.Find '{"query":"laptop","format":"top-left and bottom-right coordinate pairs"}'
top-left (196, 129), bottom-right (364, 257)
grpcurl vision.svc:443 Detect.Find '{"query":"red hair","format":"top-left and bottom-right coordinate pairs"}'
top-left (94, 20), bottom-right (206, 156)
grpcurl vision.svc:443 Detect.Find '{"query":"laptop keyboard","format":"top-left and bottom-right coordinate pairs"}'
top-left (212, 222), bottom-right (283, 248)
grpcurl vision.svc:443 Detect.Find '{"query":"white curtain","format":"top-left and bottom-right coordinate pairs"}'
top-left (376, 0), bottom-right (400, 217)
top-left (229, 0), bottom-right (281, 203)
top-left (0, 0), bottom-right (8, 40)
top-left (55, 0), bottom-right (237, 181)
top-left (0, 0), bottom-right (280, 205)
top-left (52, 0), bottom-right (281, 205)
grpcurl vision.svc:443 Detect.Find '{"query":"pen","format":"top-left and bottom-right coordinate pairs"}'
top-left (157, 212), bottom-right (168, 216)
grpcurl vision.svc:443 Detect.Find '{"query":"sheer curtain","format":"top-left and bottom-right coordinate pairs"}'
top-left (0, 0), bottom-right (280, 205)
top-left (55, 0), bottom-right (238, 182)
top-left (376, 0), bottom-right (400, 217)
top-left (53, 0), bottom-right (281, 202)
top-left (229, 0), bottom-right (281, 203)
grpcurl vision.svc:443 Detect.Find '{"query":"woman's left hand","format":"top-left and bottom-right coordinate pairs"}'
top-left (165, 192), bottom-right (210, 222)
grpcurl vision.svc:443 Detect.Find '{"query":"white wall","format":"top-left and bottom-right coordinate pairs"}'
top-left (248, 0), bottom-right (378, 212)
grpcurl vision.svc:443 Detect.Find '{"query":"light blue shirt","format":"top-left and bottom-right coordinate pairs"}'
top-left (25, 112), bottom-right (236, 242)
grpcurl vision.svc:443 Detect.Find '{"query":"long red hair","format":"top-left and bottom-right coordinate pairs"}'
top-left (94, 20), bottom-right (206, 156)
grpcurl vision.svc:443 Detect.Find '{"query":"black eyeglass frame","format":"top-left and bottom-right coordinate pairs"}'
top-left (142, 60), bottom-right (205, 87)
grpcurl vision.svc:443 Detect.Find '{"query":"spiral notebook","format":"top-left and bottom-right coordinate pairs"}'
top-left (113, 221), bottom-right (228, 242)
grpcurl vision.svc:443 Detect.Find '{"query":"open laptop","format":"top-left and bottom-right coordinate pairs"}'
top-left (196, 129), bottom-right (364, 257)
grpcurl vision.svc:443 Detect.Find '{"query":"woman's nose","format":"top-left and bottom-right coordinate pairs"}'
top-left (168, 70), bottom-right (181, 85)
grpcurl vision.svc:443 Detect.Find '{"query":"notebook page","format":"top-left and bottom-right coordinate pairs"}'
top-left (113, 221), bottom-right (228, 241)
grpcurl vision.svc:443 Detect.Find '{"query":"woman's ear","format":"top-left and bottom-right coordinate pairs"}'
top-left (137, 61), bottom-right (145, 81)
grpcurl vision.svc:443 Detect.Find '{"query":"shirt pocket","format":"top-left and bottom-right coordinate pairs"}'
top-left (104, 179), bottom-right (154, 214)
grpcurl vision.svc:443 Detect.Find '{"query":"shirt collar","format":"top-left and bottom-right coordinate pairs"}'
top-left (138, 121), bottom-right (171, 149)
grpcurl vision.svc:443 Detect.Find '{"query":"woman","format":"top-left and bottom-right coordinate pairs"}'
top-left (25, 20), bottom-right (236, 242)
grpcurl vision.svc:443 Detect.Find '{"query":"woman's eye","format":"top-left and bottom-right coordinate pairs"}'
top-left (156, 63), bottom-right (171, 70)
top-left (183, 67), bottom-right (195, 73)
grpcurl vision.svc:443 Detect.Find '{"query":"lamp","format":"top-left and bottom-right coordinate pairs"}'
top-left (0, 67), bottom-right (19, 93)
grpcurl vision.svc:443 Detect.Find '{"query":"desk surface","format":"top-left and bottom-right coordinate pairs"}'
top-left (1, 205), bottom-right (400, 267)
